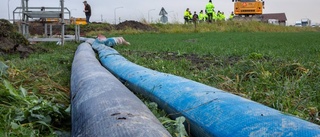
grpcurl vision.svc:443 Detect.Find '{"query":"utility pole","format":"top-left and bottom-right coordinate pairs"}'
top-left (148, 9), bottom-right (155, 23)
top-left (114, 7), bottom-right (123, 24)
top-left (7, 0), bottom-right (11, 20)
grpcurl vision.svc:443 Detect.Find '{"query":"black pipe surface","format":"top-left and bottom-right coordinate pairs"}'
top-left (70, 42), bottom-right (171, 137)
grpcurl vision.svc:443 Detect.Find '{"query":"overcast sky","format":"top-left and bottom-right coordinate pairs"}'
top-left (1, 0), bottom-right (319, 25)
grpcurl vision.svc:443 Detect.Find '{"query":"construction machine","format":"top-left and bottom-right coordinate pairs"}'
top-left (232, 0), bottom-right (265, 21)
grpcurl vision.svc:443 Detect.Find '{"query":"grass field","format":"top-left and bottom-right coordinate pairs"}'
top-left (117, 31), bottom-right (320, 126)
top-left (1, 22), bottom-right (319, 136)
top-left (120, 32), bottom-right (319, 62)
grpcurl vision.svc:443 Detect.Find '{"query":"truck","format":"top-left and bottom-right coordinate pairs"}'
top-left (301, 18), bottom-right (311, 26)
top-left (231, 0), bottom-right (265, 21)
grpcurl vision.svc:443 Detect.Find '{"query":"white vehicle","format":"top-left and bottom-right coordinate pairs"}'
top-left (295, 21), bottom-right (302, 27)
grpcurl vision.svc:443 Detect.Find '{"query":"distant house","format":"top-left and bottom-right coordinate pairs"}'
top-left (261, 13), bottom-right (287, 26)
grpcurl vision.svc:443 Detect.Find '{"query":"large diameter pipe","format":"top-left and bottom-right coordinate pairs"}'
top-left (92, 43), bottom-right (320, 137)
top-left (70, 42), bottom-right (171, 137)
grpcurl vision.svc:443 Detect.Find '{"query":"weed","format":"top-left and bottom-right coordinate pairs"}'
top-left (144, 101), bottom-right (189, 137)
top-left (0, 42), bottom-right (74, 136)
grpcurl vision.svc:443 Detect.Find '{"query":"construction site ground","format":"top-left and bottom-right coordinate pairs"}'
top-left (0, 20), bottom-right (156, 58)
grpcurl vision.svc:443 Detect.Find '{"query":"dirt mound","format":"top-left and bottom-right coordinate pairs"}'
top-left (0, 19), bottom-right (34, 58)
top-left (28, 23), bottom-right (62, 35)
top-left (115, 20), bottom-right (157, 31)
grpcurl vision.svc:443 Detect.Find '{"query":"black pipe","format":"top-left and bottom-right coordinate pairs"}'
top-left (70, 42), bottom-right (171, 137)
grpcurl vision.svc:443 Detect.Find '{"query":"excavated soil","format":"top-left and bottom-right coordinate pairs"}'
top-left (115, 20), bottom-right (157, 31)
top-left (28, 20), bottom-right (157, 36)
top-left (0, 19), bottom-right (36, 58)
top-left (0, 19), bottom-right (156, 58)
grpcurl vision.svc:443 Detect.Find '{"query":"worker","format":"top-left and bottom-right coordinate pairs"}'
top-left (221, 12), bottom-right (226, 21)
top-left (204, 10), bottom-right (208, 22)
top-left (205, 0), bottom-right (215, 23)
top-left (229, 11), bottom-right (234, 20)
top-left (212, 11), bottom-right (217, 22)
top-left (184, 8), bottom-right (191, 24)
top-left (216, 11), bottom-right (223, 21)
top-left (40, 7), bottom-right (46, 24)
top-left (199, 10), bottom-right (205, 23)
top-left (192, 11), bottom-right (199, 24)
top-left (189, 11), bottom-right (193, 23)
top-left (83, 1), bottom-right (91, 24)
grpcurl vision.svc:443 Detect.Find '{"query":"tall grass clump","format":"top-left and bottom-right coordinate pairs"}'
top-left (151, 21), bottom-right (319, 33)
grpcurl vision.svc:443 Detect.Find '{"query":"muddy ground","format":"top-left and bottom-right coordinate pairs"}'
top-left (28, 20), bottom-right (156, 36)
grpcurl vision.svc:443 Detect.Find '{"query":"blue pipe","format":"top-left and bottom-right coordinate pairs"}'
top-left (70, 42), bottom-right (171, 137)
top-left (92, 43), bottom-right (320, 137)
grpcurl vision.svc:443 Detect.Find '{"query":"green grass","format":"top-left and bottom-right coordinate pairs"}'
top-left (119, 32), bottom-right (320, 62)
top-left (150, 21), bottom-right (319, 33)
top-left (116, 31), bottom-right (320, 125)
top-left (1, 22), bottom-right (319, 136)
top-left (0, 42), bottom-right (76, 136)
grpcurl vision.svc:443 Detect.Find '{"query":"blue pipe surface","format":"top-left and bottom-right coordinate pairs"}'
top-left (92, 43), bottom-right (320, 137)
top-left (70, 42), bottom-right (171, 137)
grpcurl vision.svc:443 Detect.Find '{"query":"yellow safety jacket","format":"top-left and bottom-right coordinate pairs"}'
top-left (199, 13), bottom-right (204, 21)
top-left (184, 11), bottom-right (190, 17)
top-left (229, 14), bottom-right (234, 20)
top-left (205, 2), bottom-right (215, 13)
top-left (213, 12), bottom-right (217, 20)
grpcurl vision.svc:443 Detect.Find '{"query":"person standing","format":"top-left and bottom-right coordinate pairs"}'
top-left (83, 1), bottom-right (91, 24)
top-left (221, 12), bottom-right (226, 21)
top-left (199, 10), bottom-right (205, 23)
top-left (192, 11), bottom-right (199, 29)
top-left (204, 10), bottom-right (208, 22)
top-left (192, 11), bottom-right (199, 24)
top-left (188, 11), bottom-right (193, 23)
top-left (184, 8), bottom-right (191, 24)
top-left (229, 11), bottom-right (234, 20)
top-left (216, 11), bottom-right (222, 21)
top-left (205, 0), bottom-right (215, 23)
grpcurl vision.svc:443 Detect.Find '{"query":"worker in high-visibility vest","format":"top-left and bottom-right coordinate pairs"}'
top-left (212, 11), bottom-right (217, 22)
top-left (184, 8), bottom-right (191, 24)
top-left (189, 11), bottom-right (193, 23)
top-left (221, 12), bottom-right (226, 21)
top-left (216, 11), bottom-right (222, 21)
top-left (204, 11), bottom-right (208, 22)
top-left (229, 11), bottom-right (234, 20)
top-left (199, 10), bottom-right (205, 23)
top-left (205, 0), bottom-right (215, 23)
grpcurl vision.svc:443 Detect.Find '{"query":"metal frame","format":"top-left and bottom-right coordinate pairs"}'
top-left (14, 0), bottom-right (69, 45)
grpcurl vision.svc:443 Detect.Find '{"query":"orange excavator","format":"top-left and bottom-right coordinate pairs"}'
top-left (232, 0), bottom-right (265, 21)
